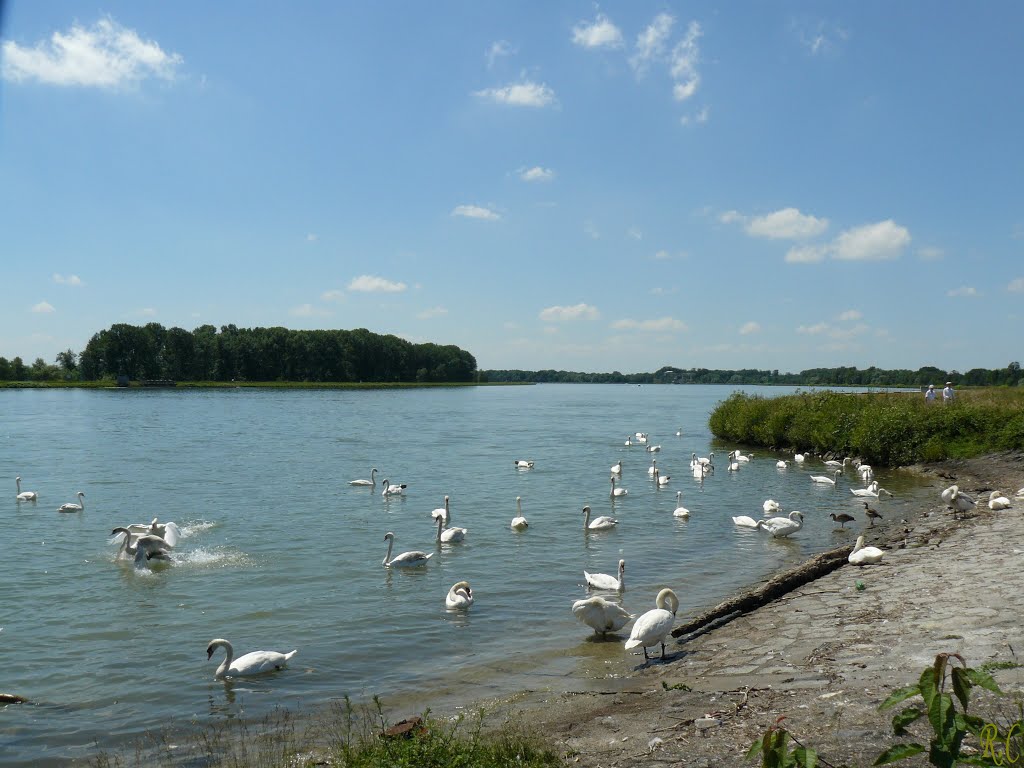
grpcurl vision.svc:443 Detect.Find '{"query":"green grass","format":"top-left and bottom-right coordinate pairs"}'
top-left (709, 387), bottom-right (1024, 466)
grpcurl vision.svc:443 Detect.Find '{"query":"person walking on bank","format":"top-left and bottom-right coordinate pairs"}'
top-left (925, 384), bottom-right (936, 403)
top-left (943, 382), bottom-right (955, 403)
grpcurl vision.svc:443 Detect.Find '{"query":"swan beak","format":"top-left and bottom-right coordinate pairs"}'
top-left (206, 646), bottom-right (215, 659)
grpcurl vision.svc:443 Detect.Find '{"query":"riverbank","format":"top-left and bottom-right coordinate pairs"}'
top-left (489, 452), bottom-right (1024, 766)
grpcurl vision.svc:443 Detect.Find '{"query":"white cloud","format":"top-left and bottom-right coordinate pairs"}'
top-left (917, 246), bottom-right (943, 261)
top-left (837, 309), bottom-right (862, 321)
top-left (486, 40), bottom-right (514, 68)
top-left (347, 275), bottom-right (407, 293)
top-left (785, 244), bottom-right (829, 263)
top-left (680, 106), bottom-right (710, 125)
top-left (571, 14), bottom-right (624, 49)
top-left (2, 17), bottom-right (183, 88)
top-left (719, 210), bottom-right (744, 225)
top-left (739, 321), bottom-right (761, 335)
top-left (832, 220), bottom-right (910, 261)
top-left (451, 204), bottom-right (501, 220)
top-left (539, 303), bottom-right (600, 322)
top-left (630, 13), bottom-right (674, 75)
top-left (746, 208), bottom-right (829, 239)
top-left (795, 20), bottom-right (849, 57)
top-left (31, 301), bottom-right (55, 313)
top-left (52, 273), bottom-right (83, 286)
top-left (669, 21), bottom-right (702, 102)
top-left (796, 322), bottom-right (829, 335)
top-left (611, 317), bottom-right (687, 332)
top-left (417, 306), bottom-right (448, 320)
top-left (321, 289), bottom-right (345, 302)
top-left (947, 286), bottom-right (979, 298)
top-left (519, 166), bottom-right (554, 182)
top-left (306, 233), bottom-right (318, 242)
top-left (628, 227), bottom-right (643, 240)
top-left (1008, 278), bottom-right (1024, 293)
top-left (475, 81), bottom-right (556, 107)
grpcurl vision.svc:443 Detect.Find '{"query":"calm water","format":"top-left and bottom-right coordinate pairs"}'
top-left (0, 384), bottom-right (927, 765)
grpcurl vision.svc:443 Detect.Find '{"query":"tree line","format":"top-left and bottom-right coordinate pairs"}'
top-left (0, 324), bottom-right (478, 383)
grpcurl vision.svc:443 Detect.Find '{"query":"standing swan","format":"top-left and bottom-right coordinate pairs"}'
top-left (206, 638), bottom-right (297, 678)
top-left (57, 492), bottom-right (85, 513)
top-left (848, 536), bottom-right (884, 565)
top-left (432, 495), bottom-right (467, 543)
top-left (584, 559), bottom-right (625, 591)
top-left (572, 596), bottom-right (632, 636)
top-left (672, 491), bottom-right (690, 518)
top-left (445, 581), bottom-right (473, 608)
top-left (15, 476), bottom-right (37, 502)
top-left (583, 505), bottom-right (617, 531)
top-left (625, 588), bottom-right (679, 660)
top-left (349, 468), bottom-right (378, 486)
top-left (510, 496), bottom-right (529, 530)
top-left (382, 531), bottom-right (432, 567)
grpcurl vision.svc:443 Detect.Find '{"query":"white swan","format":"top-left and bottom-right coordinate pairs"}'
top-left (824, 457), bottom-right (850, 468)
top-left (111, 527), bottom-right (173, 562)
top-left (432, 495), bottom-right (467, 543)
top-left (206, 638), bottom-right (297, 679)
top-left (445, 581), bottom-right (473, 608)
top-left (382, 531), bottom-right (432, 567)
top-left (349, 468), bottom-right (378, 486)
top-left (810, 470), bottom-right (842, 486)
top-left (510, 495), bottom-right (529, 530)
top-left (726, 452), bottom-right (740, 472)
top-left (732, 515), bottom-right (760, 528)
top-left (381, 479), bottom-right (407, 497)
top-left (647, 459), bottom-right (659, 476)
top-left (646, 443), bottom-right (661, 453)
top-left (514, 459), bottom-right (535, 469)
top-left (654, 468), bottom-right (671, 487)
top-left (583, 505), bottom-right (617, 531)
top-left (989, 490), bottom-right (1012, 510)
top-left (696, 452), bottom-right (715, 466)
top-left (624, 436), bottom-right (633, 446)
top-left (625, 588), bottom-right (678, 660)
top-left (949, 486), bottom-right (977, 515)
top-left (57, 491), bottom-right (85, 513)
top-left (675, 427), bottom-right (683, 436)
top-left (848, 536), bottom-right (884, 565)
top-left (610, 459), bottom-right (623, 475)
top-left (610, 477), bottom-right (628, 497)
top-left (734, 451), bottom-right (752, 462)
top-left (672, 490), bottom-right (689, 518)
top-left (15, 476), bottom-right (37, 502)
top-left (794, 453), bottom-right (805, 463)
top-left (776, 460), bottom-right (789, 469)
top-left (850, 481), bottom-right (882, 497)
top-left (126, 518), bottom-right (181, 548)
top-left (757, 511), bottom-right (804, 538)
top-left (762, 499), bottom-right (781, 515)
top-left (585, 559), bottom-right (625, 591)
top-left (572, 596), bottom-right (632, 636)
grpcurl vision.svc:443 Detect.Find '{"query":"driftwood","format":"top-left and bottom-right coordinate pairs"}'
top-left (671, 544), bottom-right (852, 639)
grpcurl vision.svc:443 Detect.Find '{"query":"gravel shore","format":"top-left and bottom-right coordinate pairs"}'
top-left (506, 452), bottom-right (1024, 767)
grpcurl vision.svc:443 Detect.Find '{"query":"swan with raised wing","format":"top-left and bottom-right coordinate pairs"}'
top-left (672, 491), bottom-right (690, 518)
top-left (572, 596), bottom-right (632, 637)
top-left (445, 581), bottom-right (473, 608)
top-left (510, 496), bottom-right (529, 530)
top-left (349, 468), bottom-right (378, 487)
top-left (585, 559), bottom-right (625, 591)
top-left (810, 470), bottom-right (842, 486)
top-left (757, 511), bottom-right (805, 538)
top-left (431, 495), bottom-right (467, 543)
top-left (15, 476), bottom-right (37, 502)
top-left (625, 588), bottom-right (678, 661)
top-left (57, 492), bottom-right (85, 513)
top-left (126, 518), bottom-right (181, 548)
top-left (848, 536), bottom-right (884, 565)
top-left (207, 638), bottom-right (297, 679)
top-left (382, 531), bottom-right (432, 567)
top-left (583, 505), bottom-right (617, 531)
top-left (111, 527), bottom-right (173, 562)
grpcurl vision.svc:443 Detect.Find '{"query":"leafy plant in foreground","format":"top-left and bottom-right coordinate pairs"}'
top-left (747, 716), bottom-right (819, 767)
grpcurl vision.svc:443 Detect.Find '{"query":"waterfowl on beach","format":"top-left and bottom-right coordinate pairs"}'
top-left (988, 491), bottom-right (1012, 510)
top-left (610, 477), bottom-right (628, 497)
top-left (848, 536), bottom-right (884, 565)
top-left (432, 495), bottom-right (467, 543)
top-left (348, 468), bottom-right (378, 486)
top-left (625, 588), bottom-right (678, 661)
top-left (514, 460), bottom-right (535, 469)
top-left (572, 596), bottom-right (633, 637)
top-left (672, 491), bottom-right (690, 518)
top-left (584, 559), bottom-right (625, 591)
top-left (942, 485), bottom-right (976, 515)
top-left (15, 476), bottom-right (37, 502)
top-left (206, 638), bottom-right (297, 679)
top-left (583, 505), bottom-right (617, 531)
top-left (511, 496), bottom-right (529, 530)
top-left (382, 532), bottom-right (432, 567)
top-left (863, 502), bottom-right (883, 527)
top-left (829, 512), bottom-right (856, 528)
top-left (57, 491), bottom-right (85, 513)
top-left (445, 581), bottom-right (473, 609)
top-left (810, 470), bottom-right (842, 486)
top-left (757, 511), bottom-right (805, 538)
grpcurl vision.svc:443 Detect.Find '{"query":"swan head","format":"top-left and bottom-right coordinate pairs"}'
top-left (384, 531), bottom-right (395, 542)
top-left (618, 559), bottom-right (626, 574)
top-left (655, 588), bottom-right (679, 615)
top-left (206, 638), bottom-right (231, 660)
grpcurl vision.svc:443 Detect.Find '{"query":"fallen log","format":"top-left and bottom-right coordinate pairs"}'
top-left (671, 544), bottom-right (852, 639)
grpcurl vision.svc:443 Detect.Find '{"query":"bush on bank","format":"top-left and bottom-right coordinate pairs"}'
top-left (708, 389), bottom-right (1024, 466)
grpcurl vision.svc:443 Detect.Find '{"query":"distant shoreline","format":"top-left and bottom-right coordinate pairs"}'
top-left (0, 380), bottom-right (532, 390)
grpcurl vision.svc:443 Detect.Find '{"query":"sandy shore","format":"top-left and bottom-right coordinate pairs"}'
top-left (502, 452), bottom-right (1024, 766)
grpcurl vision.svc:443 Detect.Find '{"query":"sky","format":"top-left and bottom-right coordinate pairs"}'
top-left (1, 2), bottom-right (1022, 375)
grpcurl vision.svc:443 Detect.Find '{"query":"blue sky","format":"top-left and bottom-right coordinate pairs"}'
top-left (2, 2), bottom-right (1022, 375)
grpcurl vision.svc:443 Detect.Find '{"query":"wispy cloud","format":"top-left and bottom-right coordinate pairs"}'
top-left (290, 303), bottom-right (330, 317)
top-left (321, 289), bottom-right (345, 302)
top-left (519, 166), bottom-right (554, 182)
top-left (52, 273), bottom-right (83, 286)
top-left (785, 244), bottom-right (829, 264)
top-left (837, 309), bottom-right (862, 321)
top-left (486, 40), bottom-right (514, 68)
top-left (539, 303), bottom-right (599, 322)
top-left (571, 14), bottom-right (624, 49)
top-left (793, 19), bottom-right (849, 56)
top-left (31, 301), bottom-right (55, 313)
top-left (348, 275), bottom-right (407, 293)
top-left (797, 321), bottom-right (870, 340)
top-left (722, 207), bottom-right (829, 239)
top-left (680, 106), bottom-right (710, 125)
top-left (306, 233), bottom-right (318, 243)
top-left (1008, 278), bottom-right (1024, 293)
top-left (917, 246), bottom-right (943, 261)
top-left (947, 286), bottom-right (979, 298)
top-left (475, 81), bottom-right (556, 107)
top-left (451, 204), bottom-right (501, 220)
top-left (611, 317), bottom-right (687, 332)
top-left (2, 17), bottom-right (183, 88)
top-left (630, 13), bottom-right (674, 75)
top-left (739, 321), bottom-right (761, 335)
top-left (417, 306), bottom-right (448, 320)
top-left (670, 21), bottom-right (702, 101)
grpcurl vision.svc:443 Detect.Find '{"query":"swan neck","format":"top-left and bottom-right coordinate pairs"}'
top-left (383, 537), bottom-right (394, 565)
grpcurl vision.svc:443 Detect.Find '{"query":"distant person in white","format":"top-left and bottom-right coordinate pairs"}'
top-left (943, 382), bottom-right (955, 403)
top-left (925, 384), bottom-right (936, 403)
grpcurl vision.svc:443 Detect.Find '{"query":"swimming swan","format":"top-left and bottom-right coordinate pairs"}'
top-left (111, 528), bottom-right (173, 561)
top-left (848, 536), bottom-right (884, 565)
top-left (572, 596), bottom-right (632, 636)
top-left (126, 518), bottom-right (181, 548)
top-left (810, 470), bottom-right (842, 486)
top-left (584, 559), bottom-right (625, 591)
top-left (734, 451), bottom-right (752, 462)
top-left (672, 491), bottom-right (690, 518)
top-left (794, 453), bottom-right (806, 463)
top-left (824, 457), bottom-right (851, 468)
top-left (445, 581), bottom-right (473, 608)
top-left (15, 476), bottom-right (37, 502)
top-left (610, 459), bottom-right (623, 475)
top-left (206, 638), bottom-right (297, 678)
top-left (381, 479), bottom-right (407, 496)
top-left (851, 481), bottom-right (882, 497)
top-left (432, 495), bottom-right (467, 543)
top-left (776, 459), bottom-right (789, 469)
top-left (757, 511), bottom-right (805, 538)
top-left (514, 460), bottom-right (535, 469)
top-left (349, 468), bottom-right (378, 486)
top-left (654, 468), bottom-right (671, 486)
top-left (647, 459), bottom-right (658, 476)
top-left (610, 477), bottom-right (628, 497)
top-left (382, 531), bottom-right (432, 567)
top-left (762, 499), bottom-right (781, 515)
top-left (57, 492), bottom-right (85, 513)
top-left (583, 505), bottom-right (617, 531)
top-left (625, 588), bottom-right (678, 660)
top-left (510, 496), bottom-right (529, 530)
top-left (732, 515), bottom-right (760, 528)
